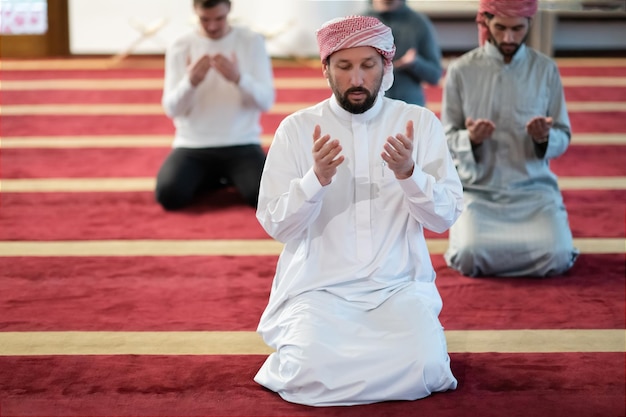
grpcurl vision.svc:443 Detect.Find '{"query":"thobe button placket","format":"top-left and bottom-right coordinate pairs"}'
top-left (352, 118), bottom-right (373, 261)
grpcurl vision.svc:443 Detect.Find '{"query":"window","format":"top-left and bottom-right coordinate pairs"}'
top-left (0, 0), bottom-right (48, 35)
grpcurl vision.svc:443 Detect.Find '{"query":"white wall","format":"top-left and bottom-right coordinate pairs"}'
top-left (68, 0), bottom-right (625, 56)
top-left (68, 0), bottom-right (369, 56)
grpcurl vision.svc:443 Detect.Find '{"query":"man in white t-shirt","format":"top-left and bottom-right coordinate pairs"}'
top-left (157, 0), bottom-right (275, 210)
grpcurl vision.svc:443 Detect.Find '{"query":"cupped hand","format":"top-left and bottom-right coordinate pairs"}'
top-left (312, 124), bottom-right (344, 186)
top-left (188, 55), bottom-right (212, 87)
top-left (466, 117), bottom-right (496, 145)
top-left (381, 120), bottom-right (415, 179)
top-left (212, 53), bottom-right (241, 84)
top-left (526, 116), bottom-right (553, 143)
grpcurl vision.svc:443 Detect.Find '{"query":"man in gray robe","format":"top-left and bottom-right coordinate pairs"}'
top-left (441, 0), bottom-right (579, 277)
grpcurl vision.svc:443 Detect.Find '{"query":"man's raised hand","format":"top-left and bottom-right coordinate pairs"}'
top-left (526, 116), bottom-right (553, 143)
top-left (382, 120), bottom-right (415, 179)
top-left (312, 124), bottom-right (344, 186)
top-left (466, 117), bottom-right (496, 145)
top-left (188, 55), bottom-right (212, 87)
top-left (212, 53), bottom-right (241, 84)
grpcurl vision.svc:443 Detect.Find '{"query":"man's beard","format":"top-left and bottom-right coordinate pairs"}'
top-left (489, 31), bottom-right (528, 60)
top-left (337, 87), bottom-right (378, 114)
top-left (329, 75), bottom-right (382, 114)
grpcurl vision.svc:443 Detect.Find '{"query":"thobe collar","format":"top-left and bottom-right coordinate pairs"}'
top-left (329, 92), bottom-right (384, 123)
top-left (484, 41), bottom-right (528, 65)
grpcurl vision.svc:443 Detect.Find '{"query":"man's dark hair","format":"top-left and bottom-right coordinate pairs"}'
top-left (193, 0), bottom-right (230, 8)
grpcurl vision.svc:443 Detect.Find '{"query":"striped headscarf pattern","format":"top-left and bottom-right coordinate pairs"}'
top-left (476, 0), bottom-right (538, 45)
top-left (316, 15), bottom-right (396, 92)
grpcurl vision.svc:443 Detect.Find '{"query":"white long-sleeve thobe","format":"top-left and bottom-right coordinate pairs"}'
top-left (442, 42), bottom-right (579, 277)
top-left (254, 94), bottom-right (463, 406)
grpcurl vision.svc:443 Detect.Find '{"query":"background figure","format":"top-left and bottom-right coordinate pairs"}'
top-left (442, 0), bottom-right (579, 277)
top-left (254, 16), bottom-right (463, 406)
top-left (156, 0), bottom-right (275, 210)
top-left (363, 0), bottom-right (442, 106)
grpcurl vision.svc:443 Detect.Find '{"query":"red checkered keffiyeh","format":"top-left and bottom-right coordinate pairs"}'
top-left (476, 0), bottom-right (538, 45)
top-left (316, 15), bottom-right (396, 92)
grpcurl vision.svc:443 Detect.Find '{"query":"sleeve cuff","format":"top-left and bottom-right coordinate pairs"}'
top-left (301, 168), bottom-right (326, 202)
top-left (397, 165), bottom-right (429, 196)
top-left (457, 130), bottom-right (473, 152)
top-left (181, 75), bottom-right (194, 91)
top-left (238, 73), bottom-right (251, 92)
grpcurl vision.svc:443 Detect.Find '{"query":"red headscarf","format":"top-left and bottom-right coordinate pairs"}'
top-left (476, 0), bottom-right (538, 46)
top-left (316, 15), bottom-right (396, 92)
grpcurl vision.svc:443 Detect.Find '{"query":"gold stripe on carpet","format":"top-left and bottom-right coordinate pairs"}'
top-left (0, 57), bottom-right (319, 71)
top-left (1, 133), bottom-right (625, 148)
top-left (0, 330), bottom-right (623, 355)
top-left (1, 135), bottom-right (175, 148)
top-left (2, 76), bottom-right (626, 91)
top-left (0, 79), bottom-right (168, 90)
top-left (569, 134), bottom-right (626, 145)
top-left (0, 238), bottom-right (622, 257)
top-left (0, 58), bottom-right (164, 70)
top-left (1, 177), bottom-right (157, 192)
top-left (557, 176), bottom-right (626, 190)
top-left (3, 101), bottom-right (626, 116)
top-left (553, 58), bottom-right (626, 67)
top-left (2, 176), bottom-right (624, 192)
top-left (0, 239), bottom-right (286, 257)
top-left (2, 57), bottom-right (625, 71)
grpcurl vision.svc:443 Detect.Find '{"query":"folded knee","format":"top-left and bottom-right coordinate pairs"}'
top-left (445, 247), bottom-right (482, 277)
top-left (542, 246), bottom-right (579, 276)
top-left (421, 357), bottom-right (457, 394)
top-left (155, 185), bottom-right (190, 211)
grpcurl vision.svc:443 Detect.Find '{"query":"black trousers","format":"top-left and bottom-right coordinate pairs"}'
top-left (155, 144), bottom-right (266, 210)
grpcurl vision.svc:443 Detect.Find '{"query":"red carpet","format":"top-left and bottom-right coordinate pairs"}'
top-left (0, 191), bottom-right (270, 240)
top-left (1, 115), bottom-right (176, 136)
top-left (563, 190), bottom-right (626, 238)
top-left (2, 147), bottom-right (170, 178)
top-left (557, 65), bottom-right (626, 76)
top-left (1, 57), bottom-right (624, 417)
top-left (0, 68), bottom-right (165, 80)
top-left (3, 144), bottom-right (625, 178)
top-left (550, 145), bottom-right (626, 176)
top-left (0, 65), bottom-right (323, 80)
top-left (2, 88), bottom-right (337, 104)
top-left (2, 89), bottom-right (165, 104)
top-left (0, 255), bottom-right (276, 331)
top-left (436, 253), bottom-right (625, 330)
top-left (3, 111), bottom-right (625, 138)
top-left (0, 190), bottom-right (622, 240)
top-left (0, 254), bottom-right (622, 331)
top-left (0, 353), bottom-right (623, 417)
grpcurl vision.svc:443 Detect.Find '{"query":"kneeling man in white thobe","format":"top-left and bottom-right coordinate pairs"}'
top-left (254, 15), bottom-right (464, 406)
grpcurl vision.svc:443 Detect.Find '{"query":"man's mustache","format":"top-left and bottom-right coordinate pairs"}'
top-left (345, 87), bottom-right (370, 95)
